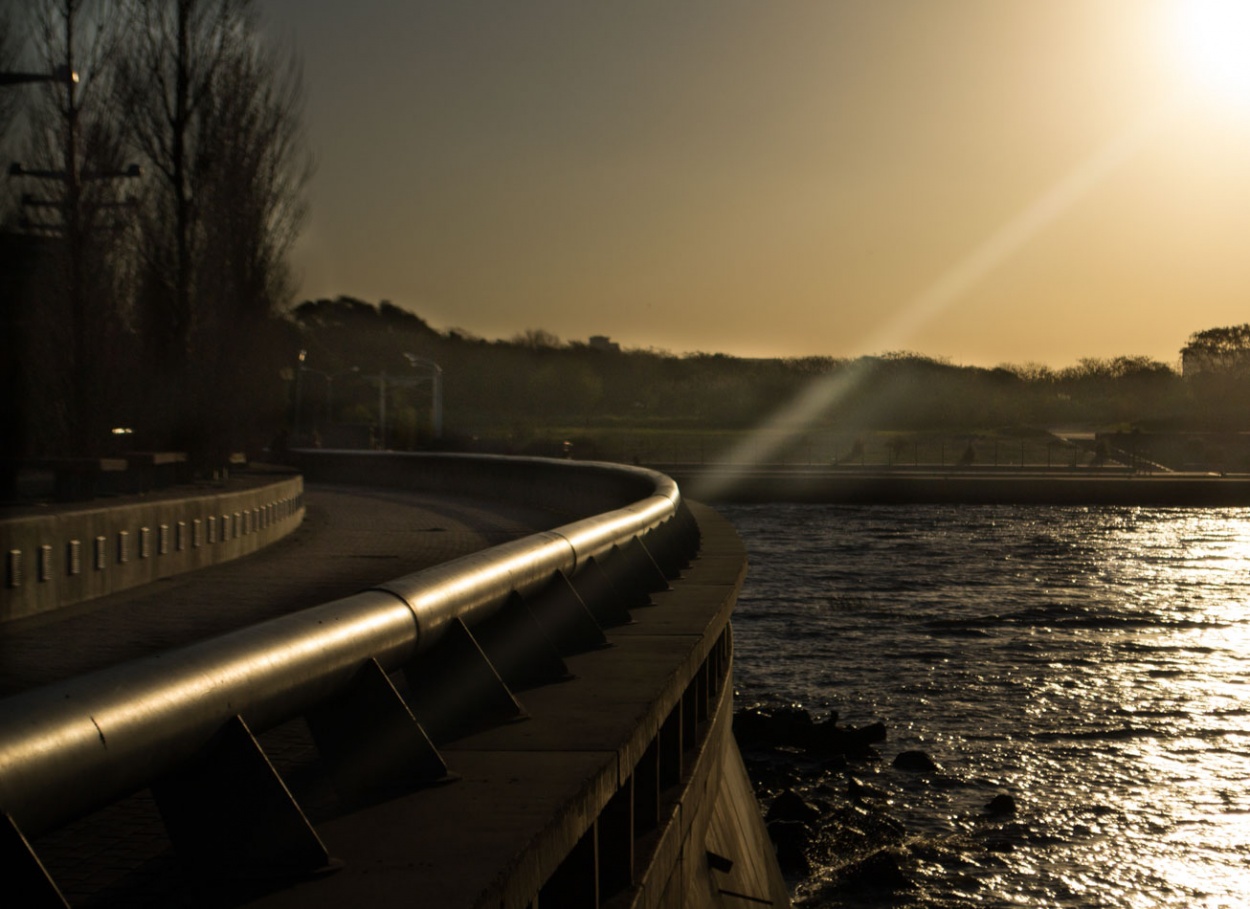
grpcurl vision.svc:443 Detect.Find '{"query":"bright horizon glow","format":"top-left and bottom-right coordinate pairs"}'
top-left (1171, 0), bottom-right (1250, 105)
top-left (260, 1), bottom-right (1250, 369)
top-left (691, 99), bottom-right (1179, 498)
top-left (858, 100), bottom-right (1180, 360)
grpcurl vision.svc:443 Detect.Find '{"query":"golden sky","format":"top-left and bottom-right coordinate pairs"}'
top-left (261, 0), bottom-right (1250, 368)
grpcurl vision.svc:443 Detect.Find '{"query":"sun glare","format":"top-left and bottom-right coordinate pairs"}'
top-left (1171, 0), bottom-right (1250, 105)
top-left (691, 104), bottom-right (1172, 499)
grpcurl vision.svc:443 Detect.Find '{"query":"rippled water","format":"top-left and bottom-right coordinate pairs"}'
top-left (722, 504), bottom-right (1250, 909)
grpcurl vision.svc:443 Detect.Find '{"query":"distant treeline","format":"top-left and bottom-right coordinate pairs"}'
top-left (289, 296), bottom-right (1250, 453)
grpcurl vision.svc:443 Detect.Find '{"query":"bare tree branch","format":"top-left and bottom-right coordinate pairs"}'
top-left (114, 0), bottom-right (311, 458)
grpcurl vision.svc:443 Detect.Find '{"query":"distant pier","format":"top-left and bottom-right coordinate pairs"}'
top-left (663, 465), bottom-right (1250, 506)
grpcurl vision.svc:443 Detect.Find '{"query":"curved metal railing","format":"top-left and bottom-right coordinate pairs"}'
top-left (0, 455), bottom-right (695, 845)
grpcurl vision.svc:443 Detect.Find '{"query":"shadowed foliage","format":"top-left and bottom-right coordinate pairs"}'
top-left (287, 297), bottom-right (1223, 465)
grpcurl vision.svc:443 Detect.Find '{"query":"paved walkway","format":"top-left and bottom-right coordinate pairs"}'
top-left (0, 484), bottom-right (566, 697)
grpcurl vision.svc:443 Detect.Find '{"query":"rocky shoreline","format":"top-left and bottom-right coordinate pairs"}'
top-left (734, 705), bottom-right (1021, 906)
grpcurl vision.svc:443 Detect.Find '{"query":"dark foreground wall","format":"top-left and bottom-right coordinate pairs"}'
top-left (241, 502), bottom-right (788, 909)
top-left (274, 453), bottom-right (791, 907)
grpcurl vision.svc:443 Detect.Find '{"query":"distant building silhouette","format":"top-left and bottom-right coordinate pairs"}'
top-left (588, 335), bottom-right (620, 353)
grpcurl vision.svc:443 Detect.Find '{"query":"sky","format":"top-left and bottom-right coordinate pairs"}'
top-left (257, 0), bottom-right (1250, 368)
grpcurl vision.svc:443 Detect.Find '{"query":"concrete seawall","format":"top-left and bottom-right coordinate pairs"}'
top-left (1, 455), bottom-right (789, 907)
top-left (276, 451), bottom-right (791, 907)
top-left (1, 472), bottom-right (305, 621)
top-left (234, 499), bottom-right (789, 909)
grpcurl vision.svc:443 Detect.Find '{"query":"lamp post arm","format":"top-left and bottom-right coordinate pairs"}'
top-left (0, 69), bottom-right (75, 86)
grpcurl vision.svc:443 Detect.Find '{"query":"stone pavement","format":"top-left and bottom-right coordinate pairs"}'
top-left (0, 484), bottom-right (567, 697)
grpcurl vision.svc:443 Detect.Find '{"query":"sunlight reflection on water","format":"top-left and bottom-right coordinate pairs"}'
top-left (725, 505), bottom-right (1250, 908)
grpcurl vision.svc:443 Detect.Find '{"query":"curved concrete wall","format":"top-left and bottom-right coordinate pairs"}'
top-left (0, 474), bottom-right (305, 622)
top-left (293, 449), bottom-right (665, 516)
top-left (0, 452), bottom-right (672, 625)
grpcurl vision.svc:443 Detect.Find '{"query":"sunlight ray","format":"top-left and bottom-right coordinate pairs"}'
top-left (691, 100), bottom-right (1179, 499)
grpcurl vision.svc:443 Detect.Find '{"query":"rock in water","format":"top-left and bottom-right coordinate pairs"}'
top-left (809, 718), bottom-right (887, 756)
top-left (892, 750), bottom-right (940, 772)
top-left (766, 819), bottom-right (813, 876)
top-left (734, 704), bottom-right (814, 748)
top-left (833, 848), bottom-right (908, 892)
top-left (766, 789), bottom-right (822, 824)
top-left (986, 793), bottom-right (1017, 816)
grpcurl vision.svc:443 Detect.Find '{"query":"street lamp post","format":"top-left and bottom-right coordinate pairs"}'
top-left (402, 353), bottom-right (444, 439)
top-left (294, 354), bottom-right (356, 444)
top-left (293, 350), bottom-right (307, 437)
top-left (297, 359), bottom-right (436, 450)
top-left (379, 370), bottom-right (387, 449)
top-left (0, 64), bottom-right (76, 87)
top-left (324, 367), bottom-right (360, 441)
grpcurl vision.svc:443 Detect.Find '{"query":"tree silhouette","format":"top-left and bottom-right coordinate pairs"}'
top-left (1181, 324), bottom-right (1250, 376)
top-left (117, 0), bottom-right (310, 459)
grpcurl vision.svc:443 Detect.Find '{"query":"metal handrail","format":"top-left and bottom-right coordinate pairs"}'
top-left (0, 456), bottom-right (683, 838)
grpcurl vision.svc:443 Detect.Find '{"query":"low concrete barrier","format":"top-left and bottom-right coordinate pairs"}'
top-left (0, 473), bottom-right (306, 622)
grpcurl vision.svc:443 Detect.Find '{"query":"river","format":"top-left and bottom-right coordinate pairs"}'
top-left (722, 503), bottom-right (1250, 908)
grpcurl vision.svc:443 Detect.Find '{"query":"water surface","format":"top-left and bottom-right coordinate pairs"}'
top-left (724, 504), bottom-right (1250, 908)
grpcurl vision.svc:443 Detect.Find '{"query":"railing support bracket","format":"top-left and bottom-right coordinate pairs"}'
top-left (568, 559), bottom-right (633, 627)
top-left (152, 715), bottom-right (332, 879)
top-left (1, 811), bottom-right (68, 908)
top-left (306, 658), bottom-right (450, 804)
top-left (473, 593), bottom-right (571, 691)
top-left (405, 618), bottom-right (524, 742)
top-left (528, 571), bottom-right (609, 655)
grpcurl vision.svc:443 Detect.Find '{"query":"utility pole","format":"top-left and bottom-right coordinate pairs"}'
top-left (7, 25), bottom-right (138, 454)
top-left (65, 13), bottom-right (86, 454)
top-left (0, 63), bottom-right (77, 487)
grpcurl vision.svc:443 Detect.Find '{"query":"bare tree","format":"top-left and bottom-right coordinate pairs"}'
top-left (195, 33), bottom-right (311, 452)
top-left (118, 0), bottom-right (249, 369)
top-left (117, 0), bottom-right (310, 459)
top-left (197, 30), bottom-right (310, 320)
